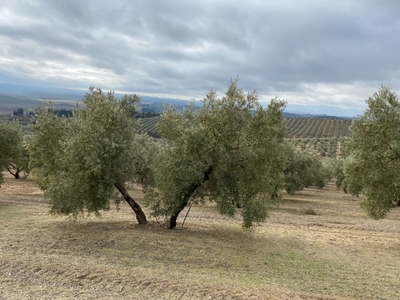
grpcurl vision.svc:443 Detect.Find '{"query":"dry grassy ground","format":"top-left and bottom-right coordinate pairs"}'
top-left (1, 172), bottom-right (399, 300)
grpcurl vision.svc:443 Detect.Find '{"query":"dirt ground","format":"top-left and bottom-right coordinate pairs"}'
top-left (1, 172), bottom-right (399, 300)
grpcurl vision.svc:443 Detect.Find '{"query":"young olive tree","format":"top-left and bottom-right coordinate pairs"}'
top-left (28, 88), bottom-right (154, 224)
top-left (146, 79), bottom-right (288, 229)
top-left (345, 86), bottom-right (400, 219)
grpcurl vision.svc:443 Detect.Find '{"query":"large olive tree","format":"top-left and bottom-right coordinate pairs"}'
top-left (344, 86), bottom-right (400, 219)
top-left (146, 79), bottom-right (288, 228)
top-left (28, 88), bottom-right (154, 224)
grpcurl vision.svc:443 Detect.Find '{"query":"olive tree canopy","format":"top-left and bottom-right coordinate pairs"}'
top-left (146, 79), bottom-right (288, 228)
top-left (28, 88), bottom-right (153, 223)
top-left (0, 121), bottom-right (19, 185)
top-left (283, 145), bottom-right (329, 195)
top-left (345, 86), bottom-right (400, 219)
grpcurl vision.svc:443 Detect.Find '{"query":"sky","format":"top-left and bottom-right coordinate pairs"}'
top-left (0, 0), bottom-right (399, 116)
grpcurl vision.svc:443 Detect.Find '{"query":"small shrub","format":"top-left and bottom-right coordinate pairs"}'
top-left (300, 206), bottom-right (317, 215)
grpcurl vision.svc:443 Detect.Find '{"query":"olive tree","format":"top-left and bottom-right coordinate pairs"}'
top-left (146, 79), bottom-right (288, 229)
top-left (283, 145), bottom-right (329, 195)
top-left (0, 120), bottom-right (29, 184)
top-left (0, 121), bottom-right (17, 185)
top-left (5, 121), bottom-right (30, 179)
top-left (28, 88), bottom-right (154, 224)
top-left (345, 86), bottom-right (400, 219)
top-left (333, 158), bottom-right (347, 191)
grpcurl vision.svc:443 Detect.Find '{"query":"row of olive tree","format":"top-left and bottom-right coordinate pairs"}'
top-left (24, 80), bottom-right (330, 228)
top-left (283, 145), bottom-right (334, 195)
top-left (4, 85), bottom-right (397, 225)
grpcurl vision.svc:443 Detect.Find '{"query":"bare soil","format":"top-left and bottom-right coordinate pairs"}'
top-left (1, 172), bottom-right (399, 300)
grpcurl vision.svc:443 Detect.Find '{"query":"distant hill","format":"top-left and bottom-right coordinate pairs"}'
top-left (283, 112), bottom-right (351, 120)
top-left (0, 83), bottom-right (201, 115)
top-left (0, 82), bottom-right (357, 121)
top-left (137, 116), bottom-right (352, 158)
top-left (1, 88), bottom-right (353, 140)
top-left (0, 94), bottom-right (43, 112)
top-left (286, 118), bottom-right (351, 138)
top-left (137, 116), bottom-right (352, 139)
top-left (0, 93), bottom-right (78, 114)
top-left (0, 82), bottom-right (353, 158)
top-left (285, 103), bottom-right (363, 118)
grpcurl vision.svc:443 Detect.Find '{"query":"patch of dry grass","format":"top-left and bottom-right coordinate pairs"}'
top-left (1, 173), bottom-right (399, 299)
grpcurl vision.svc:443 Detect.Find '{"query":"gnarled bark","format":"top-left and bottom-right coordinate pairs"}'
top-left (169, 165), bottom-right (213, 229)
top-left (114, 182), bottom-right (147, 224)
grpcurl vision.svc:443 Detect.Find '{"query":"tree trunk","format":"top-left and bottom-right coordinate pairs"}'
top-left (6, 166), bottom-right (21, 179)
top-left (168, 165), bottom-right (213, 229)
top-left (14, 168), bottom-right (21, 179)
top-left (169, 183), bottom-right (198, 229)
top-left (114, 182), bottom-right (147, 225)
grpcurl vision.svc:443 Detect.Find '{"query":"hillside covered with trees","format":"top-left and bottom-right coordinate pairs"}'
top-left (137, 115), bottom-right (351, 159)
top-left (138, 115), bottom-right (352, 139)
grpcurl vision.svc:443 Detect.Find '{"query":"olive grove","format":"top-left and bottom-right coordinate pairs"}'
top-left (26, 80), bottom-right (335, 229)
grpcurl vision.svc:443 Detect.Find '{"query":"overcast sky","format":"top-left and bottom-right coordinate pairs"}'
top-left (0, 0), bottom-right (399, 116)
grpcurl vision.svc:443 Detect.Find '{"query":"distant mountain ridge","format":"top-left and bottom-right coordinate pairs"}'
top-left (283, 112), bottom-right (352, 119)
top-left (0, 82), bottom-right (356, 119)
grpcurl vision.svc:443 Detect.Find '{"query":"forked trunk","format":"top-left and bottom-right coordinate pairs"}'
top-left (169, 165), bottom-right (213, 229)
top-left (114, 182), bottom-right (147, 225)
top-left (7, 166), bottom-right (21, 179)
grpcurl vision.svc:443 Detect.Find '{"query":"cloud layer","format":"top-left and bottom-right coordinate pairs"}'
top-left (1, 0), bottom-right (399, 115)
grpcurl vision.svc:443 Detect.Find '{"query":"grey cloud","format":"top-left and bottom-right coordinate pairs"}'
top-left (0, 0), bottom-right (399, 112)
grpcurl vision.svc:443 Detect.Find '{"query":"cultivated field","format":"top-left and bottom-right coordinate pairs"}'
top-left (138, 117), bottom-right (353, 140)
top-left (138, 117), bottom-right (351, 158)
top-left (1, 173), bottom-right (399, 300)
top-left (285, 118), bottom-right (351, 139)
